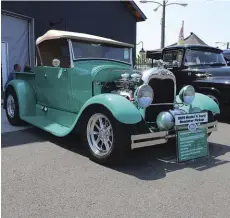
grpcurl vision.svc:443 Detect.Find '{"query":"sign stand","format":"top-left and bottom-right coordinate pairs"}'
top-left (174, 112), bottom-right (210, 163)
top-left (176, 127), bottom-right (209, 163)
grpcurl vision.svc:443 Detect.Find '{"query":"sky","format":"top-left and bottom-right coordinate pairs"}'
top-left (135, 0), bottom-right (230, 52)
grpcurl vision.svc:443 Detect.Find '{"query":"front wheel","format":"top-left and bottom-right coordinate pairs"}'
top-left (83, 108), bottom-right (130, 165)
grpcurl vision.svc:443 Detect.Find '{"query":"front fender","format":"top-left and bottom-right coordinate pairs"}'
top-left (176, 92), bottom-right (220, 114)
top-left (79, 94), bottom-right (142, 124)
top-left (5, 80), bottom-right (36, 117)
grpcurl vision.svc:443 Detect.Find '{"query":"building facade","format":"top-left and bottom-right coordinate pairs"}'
top-left (1, 0), bottom-right (146, 91)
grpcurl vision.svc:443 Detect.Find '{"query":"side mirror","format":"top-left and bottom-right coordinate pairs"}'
top-left (52, 59), bottom-right (60, 67)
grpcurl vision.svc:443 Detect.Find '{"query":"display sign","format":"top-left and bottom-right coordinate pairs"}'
top-left (177, 128), bottom-right (208, 162)
top-left (175, 112), bottom-right (208, 126)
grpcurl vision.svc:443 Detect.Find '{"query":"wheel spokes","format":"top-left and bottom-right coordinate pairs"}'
top-left (87, 113), bottom-right (114, 157)
top-left (99, 118), bottom-right (104, 129)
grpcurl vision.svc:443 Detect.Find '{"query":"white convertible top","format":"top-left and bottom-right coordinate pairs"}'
top-left (36, 30), bottom-right (134, 48)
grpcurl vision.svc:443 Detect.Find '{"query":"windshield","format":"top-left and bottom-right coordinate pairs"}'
top-left (162, 49), bottom-right (184, 67)
top-left (184, 49), bottom-right (226, 66)
top-left (71, 40), bottom-right (132, 64)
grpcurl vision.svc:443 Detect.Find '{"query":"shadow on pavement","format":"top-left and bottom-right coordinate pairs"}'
top-left (110, 142), bottom-right (230, 180)
top-left (2, 126), bottom-right (230, 181)
top-left (1, 127), bottom-right (87, 156)
top-left (1, 128), bottom-right (46, 148)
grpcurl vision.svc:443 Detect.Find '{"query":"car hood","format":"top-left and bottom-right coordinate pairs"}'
top-left (74, 59), bottom-right (139, 82)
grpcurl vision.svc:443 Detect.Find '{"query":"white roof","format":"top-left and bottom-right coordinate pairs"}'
top-left (36, 30), bottom-right (134, 48)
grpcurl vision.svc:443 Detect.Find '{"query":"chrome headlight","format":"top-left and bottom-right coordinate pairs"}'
top-left (156, 111), bottom-right (174, 130)
top-left (179, 85), bottom-right (195, 105)
top-left (135, 84), bottom-right (154, 108)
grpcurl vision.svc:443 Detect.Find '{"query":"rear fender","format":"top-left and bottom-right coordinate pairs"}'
top-left (5, 80), bottom-right (36, 117)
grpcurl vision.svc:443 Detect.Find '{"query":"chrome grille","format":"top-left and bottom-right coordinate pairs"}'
top-left (145, 78), bottom-right (175, 122)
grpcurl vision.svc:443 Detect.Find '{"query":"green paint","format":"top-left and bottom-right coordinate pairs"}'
top-left (6, 57), bottom-right (219, 138)
top-left (177, 92), bottom-right (220, 114)
top-left (5, 60), bottom-right (140, 137)
top-left (78, 93), bottom-right (142, 124)
top-left (177, 128), bottom-right (208, 162)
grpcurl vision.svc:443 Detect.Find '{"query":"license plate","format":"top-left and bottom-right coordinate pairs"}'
top-left (175, 112), bottom-right (208, 126)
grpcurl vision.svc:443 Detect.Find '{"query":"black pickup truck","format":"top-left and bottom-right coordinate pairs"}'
top-left (153, 44), bottom-right (230, 115)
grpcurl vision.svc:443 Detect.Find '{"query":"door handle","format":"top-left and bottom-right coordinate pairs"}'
top-left (44, 74), bottom-right (47, 79)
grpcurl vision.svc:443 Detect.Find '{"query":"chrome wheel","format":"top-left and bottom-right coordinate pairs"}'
top-left (87, 113), bottom-right (114, 157)
top-left (7, 94), bottom-right (15, 118)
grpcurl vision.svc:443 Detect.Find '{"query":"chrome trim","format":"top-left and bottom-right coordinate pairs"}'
top-left (68, 39), bottom-right (74, 68)
top-left (131, 121), bottom-right (218, 149)
top-left (141, 67), bottom-right (177, 104)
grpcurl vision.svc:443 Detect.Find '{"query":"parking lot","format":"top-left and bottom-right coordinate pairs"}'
top-left (2, 107), bottom-right (230, 218)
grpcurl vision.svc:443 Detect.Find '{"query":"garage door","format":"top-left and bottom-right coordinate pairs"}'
top-left (1, 13), bottom-right (29, 87)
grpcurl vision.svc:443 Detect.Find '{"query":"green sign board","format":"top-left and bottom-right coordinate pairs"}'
top-left (177, 128), bottom-right (208, 162)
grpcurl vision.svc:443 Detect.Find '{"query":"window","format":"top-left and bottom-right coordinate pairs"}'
top-left (37, 38), bottom-right (70, 68)
top-left (163, 49), bottom-right (184, 66)
top-left (184, 49), bottom-right (226, 66)
top-left (71, 40), bottom-right (132, 64)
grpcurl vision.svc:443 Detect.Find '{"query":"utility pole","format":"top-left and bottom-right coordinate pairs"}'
top-left (161, 0), bottom-right (166, 48)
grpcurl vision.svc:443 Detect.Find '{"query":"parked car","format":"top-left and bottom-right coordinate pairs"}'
top-left (4, 30), bottom-right (219, 165)
top-left (159, 45), bottom-right (230, 114)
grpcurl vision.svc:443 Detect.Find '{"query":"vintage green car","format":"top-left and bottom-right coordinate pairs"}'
top-left (4, 30), bottom-right (220, 164)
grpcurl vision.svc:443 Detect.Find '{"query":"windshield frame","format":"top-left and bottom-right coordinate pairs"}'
top-left (183, 48), bottom-right (227, 67)
top-left (69, 39), bottom-right (133, 66)
top-left (162, 49), bottom-right (184, 67)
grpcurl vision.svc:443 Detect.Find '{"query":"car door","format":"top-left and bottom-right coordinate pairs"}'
top-left (35, 38), bottom-right (71, 111)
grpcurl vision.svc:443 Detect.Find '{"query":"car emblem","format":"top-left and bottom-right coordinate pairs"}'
top-left (188, 123), bottom-right (197, 131)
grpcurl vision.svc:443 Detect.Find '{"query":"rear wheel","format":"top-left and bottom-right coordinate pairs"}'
top-left (5, 87), bottom-right (24, 126)
top-left (82, 107), bottom-right (130, 165)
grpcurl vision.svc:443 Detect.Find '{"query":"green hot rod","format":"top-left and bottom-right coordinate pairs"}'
top-left (4, 30), bottom-right (219, 164)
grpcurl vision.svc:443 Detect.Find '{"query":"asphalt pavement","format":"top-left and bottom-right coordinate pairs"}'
top-left (1, 109), bottom-right (230, 218)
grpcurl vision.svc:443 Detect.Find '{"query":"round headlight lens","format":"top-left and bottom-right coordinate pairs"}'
top-left (156, 111), bottom-right (175, 130)
top-left (136, 84), bottom-right (154, 108)
top-left (180, 85), bottom-right (195, 105)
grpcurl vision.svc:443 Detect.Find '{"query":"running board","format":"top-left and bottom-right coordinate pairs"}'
top-left (22, 116), bottom-right (70, 137)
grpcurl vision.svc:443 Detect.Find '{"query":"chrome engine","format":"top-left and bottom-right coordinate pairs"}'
top-left (101, 71), bottom-right (142, 100)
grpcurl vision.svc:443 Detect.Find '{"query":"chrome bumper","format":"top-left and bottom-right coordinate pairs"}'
top-left (131, 121), bottom-right (218, 150)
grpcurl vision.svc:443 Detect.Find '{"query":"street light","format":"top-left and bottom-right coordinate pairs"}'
top-left (140, 0), bottom-right (188, 48)
top-left (136, 41), bottom-right (146, 55)
top-left (215, 41), bottom-right (230, 49)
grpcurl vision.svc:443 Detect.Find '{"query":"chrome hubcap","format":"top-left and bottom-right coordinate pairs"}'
top-left (7, 94), bottom-right (15, 118)
top-left (87, 113), bottom-right (113, 157)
